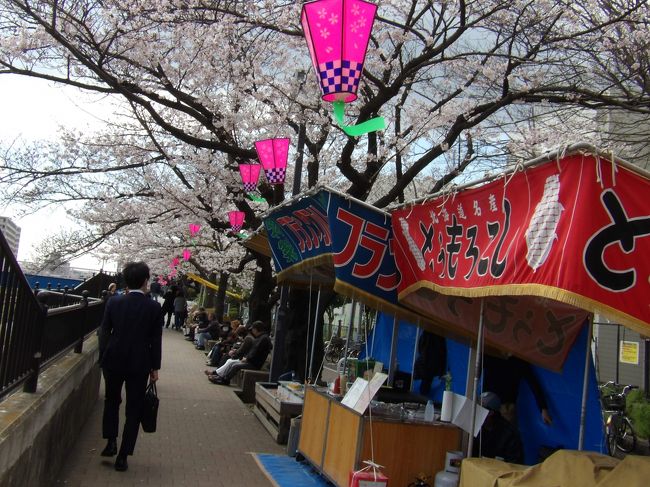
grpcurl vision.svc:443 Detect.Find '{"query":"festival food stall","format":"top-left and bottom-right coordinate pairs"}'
top-left (259, 186), bottom-right (462, 487)
top-left (388, 144), bottom-right (650, 477)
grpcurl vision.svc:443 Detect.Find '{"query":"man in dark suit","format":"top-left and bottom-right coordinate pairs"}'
top-left (99, 261), bottom-right (163, 472)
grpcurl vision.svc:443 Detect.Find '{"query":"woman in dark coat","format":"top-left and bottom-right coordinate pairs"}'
top-left (161, 286), bottom-right (176, 328)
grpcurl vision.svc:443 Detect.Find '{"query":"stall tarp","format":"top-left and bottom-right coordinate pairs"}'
top-left (364, 313), bottom-right (605, 465)
top-left (263, 188), bottom-right (429, 323)
top-left (362, 312), bottom-right (470, 398)
top-left (516, 323), bottom-right (606, 463)
top-left (459, 450), bottom-right (632, 487)
top-left (391, 153), bottom-right (650, 369)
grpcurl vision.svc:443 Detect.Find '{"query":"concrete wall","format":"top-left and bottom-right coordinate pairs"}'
top-left (594, 320), bottom-right (647, 387)
top-left (0, 336), bottom-right (100, 487)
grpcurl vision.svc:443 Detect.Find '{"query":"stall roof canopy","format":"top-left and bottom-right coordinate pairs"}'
top-left (242, 226), bottom-right (272, 258)
top-left (389, 144), bottom-right (650, 370)
top-left (258, 186), bottom-right (438, 327)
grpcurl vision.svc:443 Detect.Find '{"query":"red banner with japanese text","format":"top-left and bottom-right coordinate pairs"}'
top-left (391, 153), bottom-right (650, 370)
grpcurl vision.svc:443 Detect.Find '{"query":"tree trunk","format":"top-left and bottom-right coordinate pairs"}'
top-left (202, 271), bottom-right (217, 309)
top-left (247, 254), bottom-right (275, 325)
top-left (214, 271), bottom-right (229, 321)
top-left (284, 287), bottom-right (334, 383)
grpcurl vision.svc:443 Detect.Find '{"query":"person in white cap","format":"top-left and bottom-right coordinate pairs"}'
top-left (473, 391), bottom-right (524, 464)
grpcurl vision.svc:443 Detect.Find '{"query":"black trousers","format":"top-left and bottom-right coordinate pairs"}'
top-left (102, 368), bottom-right (149, 456)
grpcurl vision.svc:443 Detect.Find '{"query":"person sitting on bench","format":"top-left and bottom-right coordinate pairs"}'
top-left (194, 313), bottom-right (221, 350)
top-left (208, 321), bottom-right (271, 385)
top-left (205, 325), bottom-right (252, 368)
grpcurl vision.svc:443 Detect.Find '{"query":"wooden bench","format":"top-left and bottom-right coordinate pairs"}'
top-left (232, 369), bottom-right (269, 403)
top-left (253, 382), bottom-right (303, 444)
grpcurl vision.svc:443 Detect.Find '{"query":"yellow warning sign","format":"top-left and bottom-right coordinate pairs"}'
top-left (619, 341), bottom-right (639, 365)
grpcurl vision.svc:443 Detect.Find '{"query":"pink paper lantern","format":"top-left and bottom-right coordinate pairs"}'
top-left (189, 223), bottom-right (201, 237)
top-left (239, 163), bottom-right (262, 192)
top-left (171, 257), bottom-right (180, 268)
top-left (255, 138), bottom-right (290, 185)
top-left (228, 210), bottom-right (245, 233)
top-left (182, 248), bottom-right (191, 261)
top-left (301, 0), bottom-right (378, 103)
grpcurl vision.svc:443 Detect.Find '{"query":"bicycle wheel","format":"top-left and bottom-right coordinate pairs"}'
top-left (615, 417), bottom-right (637, 453)
top-left (607, 429), bottom-right (617, 457)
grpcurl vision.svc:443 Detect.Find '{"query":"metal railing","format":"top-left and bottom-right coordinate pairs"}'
top-left (0, 229), bottom-right (105, 401)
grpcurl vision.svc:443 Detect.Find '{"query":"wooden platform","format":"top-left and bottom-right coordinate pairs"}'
top-left (253, 382), bottom-right (303, 444)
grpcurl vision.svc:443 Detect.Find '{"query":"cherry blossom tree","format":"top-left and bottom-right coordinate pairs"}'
top-left (2, 0), bottom-right (650, 363)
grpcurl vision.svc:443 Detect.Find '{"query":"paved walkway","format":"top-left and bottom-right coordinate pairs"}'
top-left (55, 327), bottom-right (284, 486)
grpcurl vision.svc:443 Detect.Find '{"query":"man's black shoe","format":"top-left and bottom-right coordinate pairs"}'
top-left (114, 455), bottom-right (128, 471)
top-left (209, 375), bottom-right (230, 385)
top-left (100, 439), bottom-right (117, 457)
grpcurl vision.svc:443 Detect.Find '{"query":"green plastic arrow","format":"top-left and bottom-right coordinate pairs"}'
top-left (333, 101), bottom-right (385, 137)
top-left (246, 193), bottom-right (267, 203)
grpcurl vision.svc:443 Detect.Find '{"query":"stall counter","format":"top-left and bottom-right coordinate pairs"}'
top-left (298, 386), bottom-right (462, 487)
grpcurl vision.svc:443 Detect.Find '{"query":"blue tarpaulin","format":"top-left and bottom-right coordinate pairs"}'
top-left (252, 453), bottom-right (331, 486)
top-left (362, 312), bottom-right (605, 465)
top-left (24, 274), bottom-right (83, 290)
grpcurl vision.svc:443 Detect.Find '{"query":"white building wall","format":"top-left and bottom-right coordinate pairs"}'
top-left (0, 216), bottom-right (21, 257)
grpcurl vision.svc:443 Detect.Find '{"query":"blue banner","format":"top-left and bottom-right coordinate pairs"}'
top-left (263, 188), bottom-right (423, 322)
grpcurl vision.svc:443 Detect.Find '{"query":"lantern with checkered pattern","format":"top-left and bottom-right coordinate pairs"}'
top-left (228, 211), bottom-right (245, 233)
top-left (301, 0), bottom-right (377, 103)
top-left (254, 138), bottom-right (290, 185)
top-left (239, 163), bottom-right (262, 192)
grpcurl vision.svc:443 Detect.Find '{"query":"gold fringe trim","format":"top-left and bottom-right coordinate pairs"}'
top-left (276, 254), bottom-right (334, 284)
top-left (333, 280), bottom-right (431, 326)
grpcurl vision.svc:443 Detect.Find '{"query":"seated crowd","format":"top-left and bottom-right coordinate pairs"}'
top-left (179, 306), bottom-right (272, 387)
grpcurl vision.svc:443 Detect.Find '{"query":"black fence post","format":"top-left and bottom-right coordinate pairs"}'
top-left (74, 291), bottom-right (89, 354)
top-left (23, 292), bottom-right (49, 393)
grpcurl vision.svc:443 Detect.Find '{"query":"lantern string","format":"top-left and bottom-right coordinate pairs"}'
top-left (333, 101), bottom-right (385, 136)
top-left (246, 193), bottom-right (267, 203)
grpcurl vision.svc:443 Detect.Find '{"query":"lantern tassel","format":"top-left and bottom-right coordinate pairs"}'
top-left (333, 101), bottom-right (385, 136)
top-left (246, 193), bottom-right (267, 203)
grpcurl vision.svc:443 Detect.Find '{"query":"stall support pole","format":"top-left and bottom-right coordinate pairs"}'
top-left (467, 299), bottom-right (485, 459)
top-left (387, 315), bottom-right (399, 387)
top-left (578, 317), bottom-right (594, 450)
top-left (615, 324), bottom-right (620, 384)
top-left (308, 287), bottom-right (322, 382)
top-left (410, 326), bottom-right (421, 392)
top-left (269, 286), bottom-right (288, 382)
top-left (342, 300), bottom-right (357, 378)
top-left (645, 338), bottom-right (650, 401)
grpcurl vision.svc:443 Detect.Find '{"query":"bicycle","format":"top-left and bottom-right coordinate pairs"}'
top-left (324, 336), bottom-right (345, 363)
top-left (599, 381), bottom-right (638, 455)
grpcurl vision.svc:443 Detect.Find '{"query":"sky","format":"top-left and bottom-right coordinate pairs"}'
top-left (0, 75), bottom-right (119, 271)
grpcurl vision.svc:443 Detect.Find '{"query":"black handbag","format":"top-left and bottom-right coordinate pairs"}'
top-left (141, 381), bottom-right (159, 433)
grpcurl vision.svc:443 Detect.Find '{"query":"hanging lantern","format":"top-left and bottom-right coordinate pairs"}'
top-left (239, 163), bottom-right (262, 192)
top-left (301, 0), bottom-right (385, 136)
top-left (171, 257), bottom-right (180, 268)
top-left (189, 223), bottom-right (201, 237)
top-left (228, 210), bottom-right (245, 233)
top-left (182, 248), bottom-right (191, 261)
top-left (255, 138), bottom-right (290, 185)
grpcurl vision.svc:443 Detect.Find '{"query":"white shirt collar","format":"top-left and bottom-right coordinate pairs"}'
top-left (129, 289), bottom-right (145, 295)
